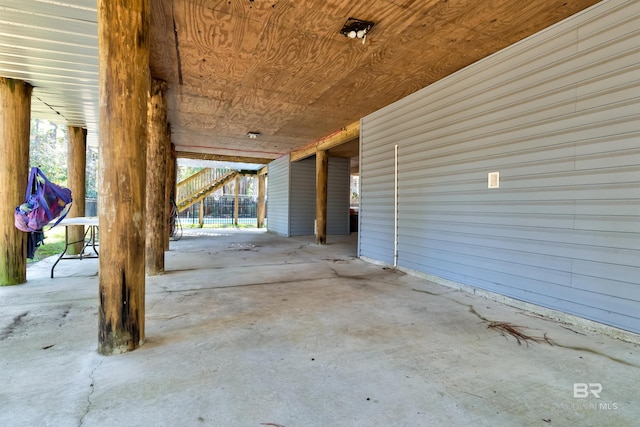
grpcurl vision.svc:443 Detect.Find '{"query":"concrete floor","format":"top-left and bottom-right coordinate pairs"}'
top-left (1, 228), bottom-right (638, 427)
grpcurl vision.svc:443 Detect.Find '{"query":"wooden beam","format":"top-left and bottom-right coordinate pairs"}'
top-left (257, 165), bottom-right (268, 176)
top-left (67, 127), bottom-right (87, 255)
top-left (257, 174), bottom-right (266, 228)
top-left (290, 145), bottom-right (316, 163)
top-left (146, 78), bottom-right (168, 275)
top-left (97, 0), bottom-right (149, 355)
top-left (315, 150), bottom-right (328, 245)
top-left (290, 121), bottom-right (360, 162)
top-left (0, 77), bottom-right (31, 286)
top-left (165, 137), bottom-right (175, 251)
top-left (176, 151), bottom-right (272, 164)
top-left (234, 175), bottom-right (240, 226)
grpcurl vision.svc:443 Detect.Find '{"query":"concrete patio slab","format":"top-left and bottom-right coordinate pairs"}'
top-left (1, 229), bottom-right (638, 426)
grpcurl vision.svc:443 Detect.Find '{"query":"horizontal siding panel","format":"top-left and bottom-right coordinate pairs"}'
top-left (290, 158), bottom-right (315, 236)
top-left (266, 155), bottom-right (290, 236)
top-left (575, 199), bottom-right (640, 216)
top-left (400, 221), bottom-right (640, 251)
top-left (359, 132), bottom-right (394, 260)
top-left (577, 1), bottom-right (640, 46)
top-left (571, 275), bottom-right (640, 303)
top-left (327, 157), bottom-right (350, 235)
top-left (360, 0), bottom-right (640, 334)
top-left (399, 230), bottom-right (640, 268)
top-left (399, 235), bottom-right (574, 273)
top-left (397, 184), bottom-right (639, 203)
top-left (397, 245), bottom-right (574, 288)
top-left (571, 260), bottom-right (640, 286)
top-left (399, 251), bottom-right (639, 317)
top-left (401, 211), bottom-right (576, 229)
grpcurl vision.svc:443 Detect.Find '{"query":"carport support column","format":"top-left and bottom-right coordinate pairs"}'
top-left (146, 78), bottom-right (168, 275)
top-left (257, 173), bottom-right (265, 228)
top-left (234, 175), bottom-right (240, 226)
top-left (165, 139), bottom-right (175, 250)
top-left (67, 127), bottom-right (87, 255)
top-left (315, 149), bottom-right (328, 245)
top-left (97, 0), bottom-right (149, 355)
top-left (0, 77), bottom-right (31, 286)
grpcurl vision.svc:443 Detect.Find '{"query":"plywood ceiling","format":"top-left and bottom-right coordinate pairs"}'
top-left (150, 0), bottom-right (601, 161)
top-left (0, 0), bottom-right (602, 161)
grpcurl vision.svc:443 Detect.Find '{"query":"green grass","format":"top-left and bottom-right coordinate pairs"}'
top-left (27, 227), bottom-right (66, 263)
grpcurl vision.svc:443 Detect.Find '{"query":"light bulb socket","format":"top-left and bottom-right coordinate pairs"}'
top-left (340, 18), bottom-right (375, 40)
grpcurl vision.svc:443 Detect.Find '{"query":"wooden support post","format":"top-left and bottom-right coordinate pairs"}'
top-left (0, 77), bottom-right (31, 286)
top-left (316, 150), bottom-right (328, 245)
top-left (67, 127), bottom-right (87, 255)
top-left (146, 78), bottom-right (168, 275)
top-left (234, 175), bottom-right (240, 226)
top-left (257, 174), bottom-right (266, 228)
top-left (198, 202), bottom-right (204, 227)
top-left (164, 138), bottom-right (174, 250)
top-left (97, 0), bottom-right (149, 355)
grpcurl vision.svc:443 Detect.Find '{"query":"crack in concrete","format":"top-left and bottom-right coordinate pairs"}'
top-left (160, 275), bottom-right (335, 294)
top-left (550, 344), bottom-right (639, 367)
top-left (411, 288), bottom-right (640, 367)
top-left (78, 360), bottom-right (103, 427)
top-left (0, 311), bottom-right (29, 341)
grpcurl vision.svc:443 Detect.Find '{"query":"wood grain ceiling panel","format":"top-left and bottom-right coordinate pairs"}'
top-left (150, 0), bottom-right (602, 161)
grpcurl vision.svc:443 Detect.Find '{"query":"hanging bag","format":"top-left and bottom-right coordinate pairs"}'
top-left (14, 167), bottom-right (73, 233)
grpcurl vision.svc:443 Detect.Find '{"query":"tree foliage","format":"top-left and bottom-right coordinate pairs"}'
top-left (28, 118), bottom-right (98, 198)
top-left (30, 119), bottom-right (68, 185)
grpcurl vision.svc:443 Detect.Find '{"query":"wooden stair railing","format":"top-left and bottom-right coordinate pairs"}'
top-left (176, 169), bottom-right (239, 212)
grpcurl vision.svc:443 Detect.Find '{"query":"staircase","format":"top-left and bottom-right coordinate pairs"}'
top-left (176, 168), bottom-right (240, 212)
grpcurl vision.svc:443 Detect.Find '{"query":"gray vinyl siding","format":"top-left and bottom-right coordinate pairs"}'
top-left (327, 157), bottom-right (350, 235)
top-left (359, 124), bottom-right (396, 265)
top-left (266, 155), bottom-right (290, 236)
top-left (360, 0), bottom-right (640, 334)
top-left (290, 157), bottom-right (316, 236)
top-left (268, 155), bottom-right (352, 237)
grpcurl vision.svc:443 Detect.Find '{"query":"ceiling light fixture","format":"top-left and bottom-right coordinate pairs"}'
top-left (247, 132), bottom-right (260, 139)
top-left (340, 17), bottom-right (375, 44)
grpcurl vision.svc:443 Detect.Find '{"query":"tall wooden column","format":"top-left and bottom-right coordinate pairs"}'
top-left (97, 0), bottom-right (149, 355)
top-left (67, 127), bottom-right (87, 255)
top-left (234, 175), bottom-right (240, 226)
top-left (257, 174), bottom-right (266, 228)
top-left (315, 150), bottom-right (328, 245)
top-left (0, 78), bottom-right (31, 286)
top-left (146, 78), bottom-right (168, 275)
top-left (164, 138), bottom-right (174, 250)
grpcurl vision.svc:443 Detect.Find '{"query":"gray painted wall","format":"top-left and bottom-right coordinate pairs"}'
top-left (359, 0), bottom-right (640, 334)
top-left (267, 155), bottom-right (352, 237)
top-left (266, 155), bottom-right (290, 236)
top-left (327, 157), bottom-right (351, 235)
top-left (290, 157), bottom-right (316, 236)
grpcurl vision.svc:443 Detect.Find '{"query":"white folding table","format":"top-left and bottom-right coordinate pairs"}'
top-left (50, 216), bottom-right (99, 278)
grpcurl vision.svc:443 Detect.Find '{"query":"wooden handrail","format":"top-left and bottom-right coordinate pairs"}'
top-left (176, 170), bottom-right (239, 212)
top-left (176, 167), bottom-right (231, 205)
